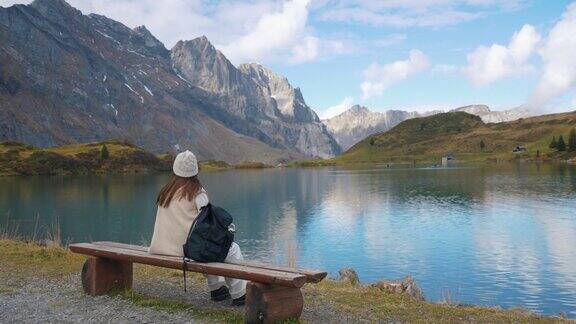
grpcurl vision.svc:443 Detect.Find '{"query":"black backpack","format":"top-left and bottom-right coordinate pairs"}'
top-left (182, 203), bottom-right (235, 291)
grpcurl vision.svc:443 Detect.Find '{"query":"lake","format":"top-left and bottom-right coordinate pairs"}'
top-left (1, 163), bottom-right (576, 317)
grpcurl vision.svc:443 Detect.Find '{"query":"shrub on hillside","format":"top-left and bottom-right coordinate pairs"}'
top-left (569, 128), bottom-right (576, 152)
top-left (549, 136), bottom-right (557, 149)
top-left (103, 149), bottom-right (161, 171)
top-left (74, 150), bottom-right (101, 168)
top-left (1, 141), bottom-right (26, 147)
top-left (557, 135), bottom-right (567, 152)
top-left (14, 151), bottom-right (88, 175)
top-left (100, 144), bottom-right (110, 160)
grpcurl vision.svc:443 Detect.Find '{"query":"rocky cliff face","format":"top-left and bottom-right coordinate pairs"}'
top-left (171, 39), bottom-right (340, 158)
top-left (0, 0), bottom-right (338, 162)
top-left (238, 63), bottom-right (319, 123)
top-left (451, 105), bottom-right (532, 123)
top-left (323, 105), bottom-right (436, 151)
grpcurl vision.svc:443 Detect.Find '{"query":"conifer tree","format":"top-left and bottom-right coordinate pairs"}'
top-left (557, 135), bottom-right (567, 152)
top-left (569, 128), bottom-right (576, 152)
top-left (101, 144), bottom-right (110, 160)
top-left (549, 136), bottom-right (557, 149)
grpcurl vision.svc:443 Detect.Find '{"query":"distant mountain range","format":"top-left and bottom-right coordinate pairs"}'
top-left (337, 110), bottom-right (576, 164)
top-left (0, 0), bottom-right (339, 163)
top-left (0, 0), bottom-right (536, 162)
top-left (323, 104), bottom-right (532, 151)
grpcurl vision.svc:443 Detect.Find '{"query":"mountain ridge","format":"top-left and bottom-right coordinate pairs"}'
top-left (337, 110), bottom-right (576, 163)
top-left (0, 0), bottom-right (339, 162)
top-left (323, 104), bottom-right (532, 150)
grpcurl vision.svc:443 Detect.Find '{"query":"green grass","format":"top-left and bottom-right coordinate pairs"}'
top-left (0, 140), bottom-right (279, 176)
top-left (288, 159), bottom-right (337, 167)
top-left (0, 139), bottom-right (170, 176)
top-left (199, 160), bottom-right (232, 171)
top-left (0, 239), bottom-right (569, 323)
top-left (234, 161), bottom-right (272, 169)
top-left (333, 111), bottom-right (576, 165)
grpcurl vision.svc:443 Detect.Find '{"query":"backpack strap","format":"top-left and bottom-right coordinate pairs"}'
top-left (182, 257), bottom-right (187, 293)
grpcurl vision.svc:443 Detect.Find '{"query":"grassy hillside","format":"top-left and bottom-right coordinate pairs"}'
top-left (0, 140), bottom-right (174, 176)
top-left (0, 140), bottom-right (278, 176)
top-left (337, 111), bottom-right (576, 164)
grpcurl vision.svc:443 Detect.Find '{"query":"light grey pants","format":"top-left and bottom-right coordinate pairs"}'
top-left (205, 242), bottom-right (247, 299)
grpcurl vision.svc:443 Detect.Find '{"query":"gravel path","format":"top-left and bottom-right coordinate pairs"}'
top-left (0, 275), bottom-right (202, 323)
top-left (0, 270), bottom-right (346, 323)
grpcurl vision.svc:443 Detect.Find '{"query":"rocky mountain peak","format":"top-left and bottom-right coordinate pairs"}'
top-left (324, 105), bottom-right (432, 150)
top-left (453, 104), bottom-right (491, 115)
top-left (238, 62), bottom-right (319, 123)
top-left (171, 36), bottom-right (244, 99)
top-left (31, 0), bottom-right (82, 19)
top-left (2, 0), bottom-right (340, 161)
top-left (346, 105), bottom-right (369, 115)
top-left (133, 26), bottom-right (163, 47)
top-left (187, 36), bottom-right (216, 52)
top-left (132, 25), bottom-right (168, 58)
top-left (450, 104), bottom-right (531, 123)
top-left (239, 63), bottom-right (288, 84)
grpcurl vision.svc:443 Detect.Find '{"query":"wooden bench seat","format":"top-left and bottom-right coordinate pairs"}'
top-left (69, 241), bottom-right (327, 323)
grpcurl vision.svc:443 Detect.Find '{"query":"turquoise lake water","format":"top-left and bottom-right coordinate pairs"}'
top-left (1, 163), bottom-right (575, 317)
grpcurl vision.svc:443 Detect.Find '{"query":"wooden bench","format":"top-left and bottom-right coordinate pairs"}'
top-left (69, 241), bottom-right (326, 323)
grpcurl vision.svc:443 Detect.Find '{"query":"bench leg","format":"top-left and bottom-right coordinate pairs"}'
top-left (245, 282), bottom-right (303, 324)
top-left (81, 257), bottom-right (133, 296)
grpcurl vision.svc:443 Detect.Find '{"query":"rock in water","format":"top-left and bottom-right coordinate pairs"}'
top-left (374, 276), bottom-right (425, 301)
top-left (338, 268), bottom-right (359, 286)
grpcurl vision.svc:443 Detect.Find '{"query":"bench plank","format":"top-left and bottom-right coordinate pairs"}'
top-left (92, 241), bottom-right (327, 283)
top-left (69, 243), bottom-right (306, 288)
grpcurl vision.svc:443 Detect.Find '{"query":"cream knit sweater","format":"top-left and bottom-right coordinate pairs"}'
top-left (148, 189), bottom-right (209, 257)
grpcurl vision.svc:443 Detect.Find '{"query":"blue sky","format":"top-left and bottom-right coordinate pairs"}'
top-left (274, 0), bottom-right (576, 117)
top-left (2, 0), bottom-right (576, 118)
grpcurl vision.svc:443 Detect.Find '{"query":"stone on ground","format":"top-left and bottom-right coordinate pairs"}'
top-left (373, 276), bottom-right (425, 301)
top-left (338, 268), bottom-right (360, 286)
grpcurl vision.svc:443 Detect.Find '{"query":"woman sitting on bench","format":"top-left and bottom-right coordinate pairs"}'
top-left (148, 150), bottom-right (247, 306)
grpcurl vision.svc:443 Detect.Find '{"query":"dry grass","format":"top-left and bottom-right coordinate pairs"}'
top-left (336, 111), bottom-right (576, 164)
top-left (0, 239), bottom-right (570, 323)
top-left (0, 140), bottom-right (169, 176)
top-left (307, 280), bottom-right (567, 323)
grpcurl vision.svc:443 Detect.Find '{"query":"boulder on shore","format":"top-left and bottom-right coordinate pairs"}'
top-left (373, 276), bottom-right (425, 301)
top-left (338, 268), bottom-right (360, 286)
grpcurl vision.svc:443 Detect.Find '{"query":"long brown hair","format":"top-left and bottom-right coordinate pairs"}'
top-left (156, 175), bottom-right (202, 208)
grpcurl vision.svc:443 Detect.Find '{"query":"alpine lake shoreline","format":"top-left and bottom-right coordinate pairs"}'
top-left (1, 140), bottom-right (575, 322)
top-left (2, 138), bottom-right (574, 178)
top-left (0, 239), bottom-right (570, 323)
top-left (0, 140), bottom-right (271, 178)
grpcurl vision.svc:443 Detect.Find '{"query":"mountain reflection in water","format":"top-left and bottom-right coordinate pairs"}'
top-left (1, 163), bottom-right (575, 317)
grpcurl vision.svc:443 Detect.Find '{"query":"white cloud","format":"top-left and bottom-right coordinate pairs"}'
top-left (530, 3), bottom-right (576, 110)
top-left (319, 0), bottom-right (526, 28)
top-left (465, 24), bottom-right (541, 85)
top-left (373, 34), bottom-right (407, 47)
top-left (361, 50), bottom-right (430, 100)
top-left (219, 0), bottom-right (315, 64)
top-left (322, 7), bottom-right (481, 28)
top-left (320, 96), bottom-right (355, 119)
top-left (432, 64), bottom-right (459, 74)
top-left (0, 0), bottom-right (349, 65)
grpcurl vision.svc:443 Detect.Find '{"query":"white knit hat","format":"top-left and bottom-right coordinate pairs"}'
top-left (173, 150), bottom-right (198, 177)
